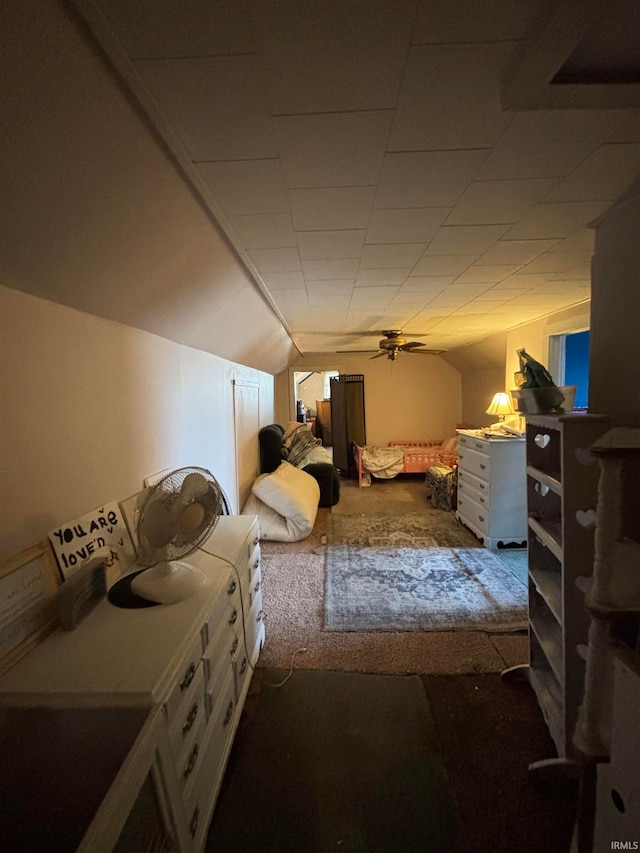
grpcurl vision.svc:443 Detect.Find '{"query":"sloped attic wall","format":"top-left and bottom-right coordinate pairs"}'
top-left (0, 0), bottom-right (295, 374)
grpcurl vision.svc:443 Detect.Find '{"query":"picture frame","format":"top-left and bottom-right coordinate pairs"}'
top-left (0, 542), bottom-right (62, 676)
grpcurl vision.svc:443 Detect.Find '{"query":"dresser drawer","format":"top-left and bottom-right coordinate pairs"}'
top-left (458, 446), bottom-right (491, 481)
top-left (164, 634), bottom-right (205, 724)
top-left (203, 574), bottom-right (241, 646)
top-left (168, 665), bottom-right (206, 758)
top-left (456, 467), bottom-right (489, 498)
top-left (457, 477), bottom-right (490, 512)
top-left (186, 667), bottom-right (237, 847)
top-left (245, 590), bottom-right (265, 662)
top-left (457, 493), bottom-right (490, 535)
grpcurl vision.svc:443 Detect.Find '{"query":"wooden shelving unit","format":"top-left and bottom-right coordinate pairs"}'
top-left (503, 413), bottom-right (611, 774)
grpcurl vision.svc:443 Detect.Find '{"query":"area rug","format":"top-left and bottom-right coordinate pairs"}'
top-left (325, 514), bottom-right (528, 632)
top-left (206, 669), bottom-right (461, 852)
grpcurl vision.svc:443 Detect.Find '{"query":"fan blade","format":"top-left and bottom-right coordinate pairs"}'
top-left (368, 351), bottom-right (387, 360)
top-left (399, 342), bottom-right (426, 350)
top-left (405, 348), bottom-right (445, 355)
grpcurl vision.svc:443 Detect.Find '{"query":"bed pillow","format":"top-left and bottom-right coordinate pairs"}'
top-left (441, 436), bottom-right (458, 451)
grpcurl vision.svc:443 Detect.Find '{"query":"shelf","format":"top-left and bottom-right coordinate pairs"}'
top-left (529, 665), bottom-right (564, 755)
top-left (529, 603), bottom-right (563, 685)
top-left (529, 563), bottom-right (562, 625)
top-left (528, 516), bottom-right (563, 563)
top-left (527, 465), bottom-right (562, 496)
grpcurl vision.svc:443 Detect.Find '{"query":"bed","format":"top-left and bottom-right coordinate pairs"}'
top-left (353, 439), bottom-right (458, 488)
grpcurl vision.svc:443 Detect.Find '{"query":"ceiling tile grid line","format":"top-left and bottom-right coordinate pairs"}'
top-left (78, 0), bottom-right (640, 353)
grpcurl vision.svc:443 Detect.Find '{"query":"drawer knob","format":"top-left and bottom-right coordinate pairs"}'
top-left (253, 536), bottom-right (259, 546)
top-left (479, 483), bottom-right (485, 490)
top-left (254, 558), bottom-right (260, 570)
top-left (180, 662), bottom-right (197, 692)
top-left (257, 609), bottom-right (265, 624)
top-left (480, 463), bottom-right (486, 470)
top-left (182, 701), bottom-right (199, 735)
top-left (227, 579), bottom-right (237, 596)
top-left (223, 699), bottom-right (234, 727)
top-left (183, 743), bottom-right (200, 778)
top-left (479, 515), bottom-right (485, 523)
top-left (229, 608), bottom-right (238, 625)
top-left (240, 657), bottom-right (248, 676)
top-left (254, 579), bottom-right (261, 593)
top-left (230, 637), bottom-right (238, 656)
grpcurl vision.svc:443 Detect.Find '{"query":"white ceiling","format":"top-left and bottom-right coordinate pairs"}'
top-left (73, 0), bottom-right (640, 356)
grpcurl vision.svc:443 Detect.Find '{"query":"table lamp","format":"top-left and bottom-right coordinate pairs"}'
top-left (486, 392), bottom-right (515, 421)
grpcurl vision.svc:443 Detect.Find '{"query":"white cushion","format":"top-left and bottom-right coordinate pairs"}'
top-left (241, 462), bottom-right (319, 541)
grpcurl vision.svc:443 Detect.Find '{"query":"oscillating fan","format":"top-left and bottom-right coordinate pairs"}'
top-left (131, 467), bottom-right (223, 604)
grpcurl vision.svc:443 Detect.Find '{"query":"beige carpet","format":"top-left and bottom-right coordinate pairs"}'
top-left (257, 481), bottom-right (528, 674)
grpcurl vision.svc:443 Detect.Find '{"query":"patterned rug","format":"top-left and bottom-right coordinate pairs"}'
top-left (324, 514), bottom-right (528, 632)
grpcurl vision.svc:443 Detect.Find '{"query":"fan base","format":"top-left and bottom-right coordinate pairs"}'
top-left (130, 560), bottom-right (209, 605)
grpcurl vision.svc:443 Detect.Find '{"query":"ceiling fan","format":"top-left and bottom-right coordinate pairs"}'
top-left (339, 330), bottom-right (445, 361)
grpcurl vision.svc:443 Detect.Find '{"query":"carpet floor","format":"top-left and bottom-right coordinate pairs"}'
top-left (206, 669), bottom-right (462, 853)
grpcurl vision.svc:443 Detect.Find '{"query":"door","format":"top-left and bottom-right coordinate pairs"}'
top-left (233, 380), bottom-right (260, 511)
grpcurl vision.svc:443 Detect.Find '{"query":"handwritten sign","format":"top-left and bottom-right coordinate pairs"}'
top-left (49, 501), bottom-right (135, 582)
top-left (0, 543), bottom-right (61, 675)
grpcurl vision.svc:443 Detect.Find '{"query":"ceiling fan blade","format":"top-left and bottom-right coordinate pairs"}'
top-left (405, 348), bottom-right (445, 355)
top-left (368, 351), bottom-right (387, 360)
top-left (399, 342), bottom-right (427, 350)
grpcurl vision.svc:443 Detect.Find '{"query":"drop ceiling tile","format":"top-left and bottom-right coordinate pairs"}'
top-left (302, 259), bottom-right (360, 280)
top-left (367, 208), bottom-right (449, 244)
top-left (425, 225), bottom-right (509, 256)
top-left (196, 159), bottom-right (289, 216)
top-left (475, 239), bottom-right (559, 266)
top-left (135, 55), bottom-right (277, 160)
top-left (228, 213), bottom-right (296, 250)
top-left (455, 265), bottom-right (519, 283)
top-left (544, 143), bottom-right (640, 203)
top-left (261, 271), bottom-right (306, 290)
top-left (445, 178), bottom-right (560, 226)
top-left (391, 291), bottom-right (432, 305)
top-left (411, 0), bottom-right (552, 44)
top-left (400, 276), bottom-right (456, 291)
top-left (275, 111), bottom-right (393, 189)
top-left (258, 0), bottom-right (415, 113)
top-left (494, 273), bottom-right (552, 289)
top-left (519, 251), bottom-right (592, 276)
top-left (375, 150), bottom-right (489, 208)
top-left (547, 228), bottom-right (595, 253)
top-left (411, 254), bottom-right (479, 276)
top-left (248, 248), bottom-right (301, 274)
top-left (307, 292), bottom-right (351, 312)
top-left (288, 187), bottom-right (375, 230)
top-left (504, 201), bottom-right (611, 240)
top-left (445, 282), bottom-right (493, 298)
top-left (98, 0), bottom-right (256, 58)
top-left (355, 269), bottom-right (411, 287)
top-left (297, 230), bottom-right (366, 260)
top-left (350, 286), bottom-right (399, 305)
top-left (477, 112), bottom-right (617, 180)
top-left (388, 43), bottom-right (516, 151)
top-left (360, 244), bottom-right (427, 269)
top-left (304, 279), bottom-right (355, 295)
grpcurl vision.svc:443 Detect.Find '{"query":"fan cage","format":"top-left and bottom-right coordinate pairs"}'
top-left (137, 466), bottom-right (224, 564)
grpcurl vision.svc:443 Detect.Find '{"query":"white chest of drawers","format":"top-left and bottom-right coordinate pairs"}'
top-left (455, 430), bottom-right (527, 549)
top-left (0, 515), bottom-right (264, 852)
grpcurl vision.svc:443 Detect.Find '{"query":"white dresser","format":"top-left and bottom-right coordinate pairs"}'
top-left (455, 430), bottom-right (527, 549)
top-left (0, 515), bottom-right (264, 853)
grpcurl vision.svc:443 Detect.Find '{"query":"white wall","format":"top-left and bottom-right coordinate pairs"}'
top-left (0, 287), bottom-right (274, 559)
top-left (277, 352), bottom-right (461, 445)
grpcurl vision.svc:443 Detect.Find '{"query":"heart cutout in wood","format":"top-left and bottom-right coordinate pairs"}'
top-left (534, 482), bottom-right (550, 496)
top-left (534, 433), bottom-right (550, 449)
top-left (575, 447), bottom-right (596, 466)
top-left (576, 509), bottom-right (597, 528)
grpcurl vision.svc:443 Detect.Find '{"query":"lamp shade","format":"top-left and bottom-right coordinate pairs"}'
top-left (486, 392), bottom-right (515, 418)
